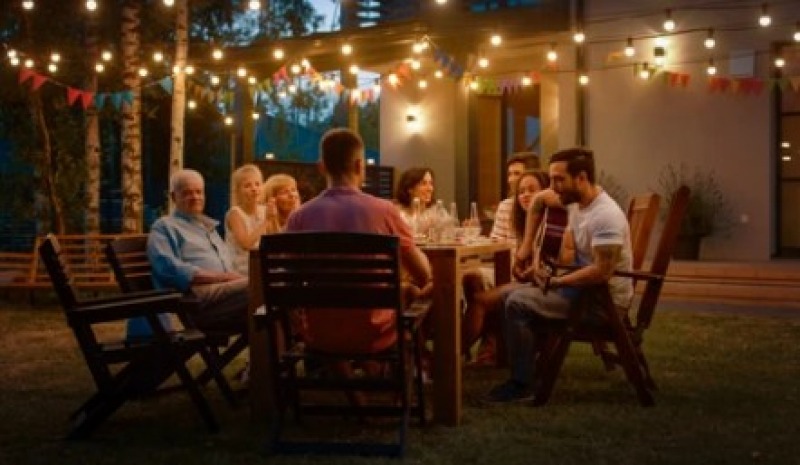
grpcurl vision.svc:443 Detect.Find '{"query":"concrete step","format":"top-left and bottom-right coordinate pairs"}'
top-left (660, 260), bottom-right (800, 306)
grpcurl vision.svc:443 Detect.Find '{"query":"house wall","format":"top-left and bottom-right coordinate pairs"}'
top-left (379, 0), bottom-right (800, 260)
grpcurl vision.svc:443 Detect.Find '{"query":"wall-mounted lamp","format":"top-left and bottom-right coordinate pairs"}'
top-left (654, 46), bottom-right (667, 67)
top-left (406, 108), bottom-right (422, 133)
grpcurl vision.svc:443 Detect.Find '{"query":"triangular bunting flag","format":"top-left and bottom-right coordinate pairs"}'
top-left (31, 74), bottom-right (47, 91)
top-left (67, 87), bottom-right (82, 106)
top-left (94, 93), bottom-right (107, 109)
top-left (18, 69), bottom-right (35, 84)
top-left (122, 90), bottom-right (134, 106)
top-left (111, 93), bottom-right (124, 110)
top-left (159, 77), bottom-right (173, 94)
top-left (80, 91), bottom-right (94, 109)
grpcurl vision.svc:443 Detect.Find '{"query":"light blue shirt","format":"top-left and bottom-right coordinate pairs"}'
top-left (127, 211), bottom-right (236, 339)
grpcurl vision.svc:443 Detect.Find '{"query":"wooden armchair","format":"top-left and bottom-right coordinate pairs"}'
top-left (532, 186), bottom-right (690, 406)
top-left (105, 235), bottom-right (248, 386)
top-left (256, 232), bottom-right (431, 457)
top-left (38, 235), bottom-right (231, 438)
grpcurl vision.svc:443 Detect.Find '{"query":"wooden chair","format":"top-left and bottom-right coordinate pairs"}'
top-left (627, 192), bottom-right (662, 271)
top-left (257, 232), bottom-right (431, 457)
top-left (532, 185), bottom-right (690, 406)
top-left (105, 235), bottom-right (248, 386)
top-left (38, 234), bottom-right (232, 438)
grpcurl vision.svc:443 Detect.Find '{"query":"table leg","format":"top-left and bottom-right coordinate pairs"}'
top-left (248, 253), bottom-right (274, 420)
top-left (430, 252), bottom-right (461, 426)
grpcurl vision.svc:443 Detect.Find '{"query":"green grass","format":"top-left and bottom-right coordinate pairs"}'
top-left (1, 299), bottom-right (799, 465)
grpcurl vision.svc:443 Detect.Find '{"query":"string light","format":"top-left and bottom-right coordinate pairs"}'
top-left (101, 50), bottom-right (112, 61)
top-left (22, 1), bottom-right (34, 10)
top-left (252, 112), bottom-right (260, 120)
top-left (434, 70), bottom-right (443, 79)
top-left (288, 84), bottom-right (297, 93)
top-left (775, 56), bottom-right (785, 68)
top-left (578, 74), bottom-right (589, 86)
top-left (224, 116), bottom-right (234, 126)
top-left (624, 38), bottom-right (635, 57)
top-left (272, 48), bottom-right (284, 60)
top-left (7, 50), bottom-right (17, 58)
top-left (704, 29), bottom-right (716, 49)
top-left (794, 22), bottom-right (800, 42)
top-left (210, 75), bottom-right (220, 86)
top-left (237, 66), bottom-right (247, 77)
top-left (86, 0), bottom-right (97, 12)
top-left (50, 52), bottom-right (60, 63)
top-left (290, 63), bottom-right (301, 74)
top-left (94, 62), bottom-right (104, 73)
top-left (410, 58), bottom-right (421, 70)
top-left (573, 30), bottom-right (585, 44)
top-left (758, 3), bottom-right (771, 27)
top-left (663, 9), bottom-right (675, 32)
top-left (490, 34), bottom-right (502, 46)
top-left (301, 58), bottom-right (310, 68)
top-left (521, 75), bottom-right (532, 86)
top-left (152, 51), bottom-right (164, 62)
top-left (638, 63), bottom-right (651, 80)
top-left (418, 79), bottom-right (428, 89)
top-left (172, 65), bottom-right (181, 74)
top-left (138, 67), bottom-right (148, 77)
top-left (387, 73), bottom-right (399, 86)
top-left (248, 76), bottom-right (257, 84)
top-left (47, 63), bottom-right (57, 73)
top-left (412, 41), bottom-right (427, 54)
top-left (248, 0), bottom-right (260, 10)
top-left (187, 100), bottom-right (197, 110)
top-left (706, 58), bottom-right (717, 76)
top-left (212, 48), bottom-right (223, 60)
top-left (349, 64), bottom-right (359, 75)
top-left (546, 43), bottom-right (558, 62)
top-left (341, 43), bottom-right (353, 55)
top-left (9, 57), bottom-right (19, 66)
top-left (184, 64), bottom-right (194, 75)
top-left (478, 56), bottom-right (489, 68)
top-left (163, 0), bottom-right (174, 6)
top-left (436, 0), bottom-right (447, 4)
top-left (469, 80), bottom-right (479, 91)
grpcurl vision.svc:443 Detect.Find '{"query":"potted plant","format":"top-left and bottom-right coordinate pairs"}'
top-left (656, 163), bottom-right (735, 259)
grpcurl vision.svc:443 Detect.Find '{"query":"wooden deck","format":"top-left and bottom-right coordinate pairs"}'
top-left (663, 260), bottom-right (800, 308)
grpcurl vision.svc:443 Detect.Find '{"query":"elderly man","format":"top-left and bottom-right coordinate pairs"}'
top-left (487, 148), bottom-right (633, 402)
top-left (127, 169), bottom-right (247, 338)
top-left (285, 128), bottom-right (433, 355)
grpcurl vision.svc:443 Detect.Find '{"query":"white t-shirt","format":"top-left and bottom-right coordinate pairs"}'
top-left (225, 205), bottom-right (266, 275)
top-left (567, 190), bottom-right (633, 308)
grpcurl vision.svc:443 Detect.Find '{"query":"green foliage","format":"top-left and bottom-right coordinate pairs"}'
top-left (656, 162), bottom-right (736, 238)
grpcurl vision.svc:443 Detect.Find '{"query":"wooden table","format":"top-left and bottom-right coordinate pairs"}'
top-left (420, 241), bottom-right (511, 426)
top-left (246, 241), bottom-right (512, 426)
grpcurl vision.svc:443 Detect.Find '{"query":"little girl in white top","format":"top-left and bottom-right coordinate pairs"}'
top-left (225, 164), bottom-right (269, 275)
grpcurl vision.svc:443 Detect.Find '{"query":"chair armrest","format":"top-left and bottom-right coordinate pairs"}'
top-left (71, 292), bottom-right (185, 324)
top-left (80, 289), bottom-right (179, 307)
top-left (611, 269), bottom-right (664, 282)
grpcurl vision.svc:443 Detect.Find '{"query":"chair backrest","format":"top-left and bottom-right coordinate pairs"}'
top-left (259, 232), bottom-right (402, 312)
top-left (635, 185), bottom-right (691, 331)
top-left (626, 192), bottom-right (661, 271)
top-left (106, 235), bottom-right (153, 293)
top-left (38, 234), bottom-right (78, 310)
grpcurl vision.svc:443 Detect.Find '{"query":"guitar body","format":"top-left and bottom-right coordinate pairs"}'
top-left (532, 206), bottom-right (569, 272)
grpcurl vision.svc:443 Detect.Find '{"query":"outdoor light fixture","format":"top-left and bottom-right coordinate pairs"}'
top-left (758, 3), bottom-right (771, 27)
top-left (638, 63), bottom-right (652, 80)
top-left (663, 9), bottom-right (675, 32)
top-left (706, 59), bottom-right (717, 76)
top-left (406, 108), bottom-right (422, 133)
top-left (546, 44), bottom-right (558, 62)
top-left (624, 38), bottom-right (635, 57)
top-left (704, 29), bottom-right (716, 49)
top-left (9, 57), bottom-right (19, 66)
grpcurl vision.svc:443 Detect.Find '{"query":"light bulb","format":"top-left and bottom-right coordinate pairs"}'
top-left (775, 57), bottom-right (785, 68)
top-left (212, 48), bottom-right (223, 60)
top-left (521, 76), bottom-right (532, 86)
top-left (9, 56), bottom-right (19, 66)
top-left (86, 0), bottom-right (97, 11)
top-left (138, 67), bottom-right (148, 77)
top-left (573, 31), bottom-right (585, 44)
top-left (288, 84), bottom-right (297, 93)
top-left (341, 43), bottom-right (352, 55)
top-left (163, 0), bottom-right (174, 6)
top-left (546, 49), bottom-right (558, 62)
top-left (290, 63), bottom-right (301, 74)
top-left (639, 66), bottom-right (651, 80)
top-left (248, 0), bottom-right (260, 10)
top-left (248, 76), bottom-right (257, 84)
top-left (624, 38), bottom-right (635, 57)
top-left (418, 79), bottom-right (428, 89)
top-left (95, 62), bottom-right (104, 73)
top-left (706, 60), bottom-right (717, 76)
top-left (759, 4), bottom-right (771, 27)
top-left (237, 66), bottom-right (247, 77)
top-left (50, 52), bottom-right (60, 62)
top-left (224, 116), bottom-right (234, 126)
top-left (578, 74), bottom-right (589, 85)
top-left (48, 63), bottom-right (57, 73)
top-left (101, 50), bottom-right (112, 61)
top-left (349, 64), bottom-right (359, 75)
top-left (152, 51), bottom-right (163, 62)
top-left (7, 49), bottom-right (17, 58)
top-left (478, 57), bottom-right (489, 68)
top-left (185, 65), bottom-right (195, 75)
top-left (187, 100), bottom-right (197, 110)
top-left (273, 48), bottom-right (284, 60)
top-left (252, 112), bottom-right (260, 120)
top-left (387, 74), bottom-right (399, 85)
top-left (490, 34), bottom-right (502, 46)
top-left (210, 75), bottom-right (220, 86)
top-left (794, 23), bottom-right (800, 42)
top-left (434, 70), bottom-right (443, 79)
top-left (469, 81), bottom-right (479, 90)
top-left (663, 10), bottom-right (675, 31)
top-left (22, 1), bottom-right (34, 10)
top-left (24, 58), bottom-right (34, 68)
top-left (411, 59), bottom-right (421, 70)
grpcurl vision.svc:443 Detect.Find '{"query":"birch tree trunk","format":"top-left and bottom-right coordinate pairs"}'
top-left (169, 0), bottom-right (189, 211)
top-left (121, 0), bottom-right (143, 233)
top-left (84, 17), bottom-right (101, 234)
top-left (30, 94), bottom-right (66, 234)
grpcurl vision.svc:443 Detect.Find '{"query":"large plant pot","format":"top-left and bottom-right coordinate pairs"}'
top-left (672, 234), bottom-right (702, 260)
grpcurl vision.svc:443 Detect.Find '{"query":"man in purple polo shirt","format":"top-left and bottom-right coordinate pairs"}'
top-left (285, 128), bottom-right (433, 354)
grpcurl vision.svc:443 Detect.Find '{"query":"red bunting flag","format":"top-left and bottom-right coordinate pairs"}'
top-left (80, 91), bottom-right (94, 109)
top-left (18, 69), bottom-right (35, 84)
top-left (31, 74), bottom-right (47, 91)
top-left (67, 87), bottom-right (82, 106)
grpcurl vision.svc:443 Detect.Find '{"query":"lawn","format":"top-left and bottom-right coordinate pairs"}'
top-left (0, 298), bottom-right (798, 465)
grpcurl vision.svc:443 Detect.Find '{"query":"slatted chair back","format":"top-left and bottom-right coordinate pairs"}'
top-left (626, 192), bottom-right (661, 271)
top-left (106, 234), bottom-right (152, 293)
top-left (258, 232), bottom-right (418, 457)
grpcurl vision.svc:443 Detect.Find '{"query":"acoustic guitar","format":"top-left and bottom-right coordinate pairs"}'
top-left (531, 206), bottom-right (568, 292)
